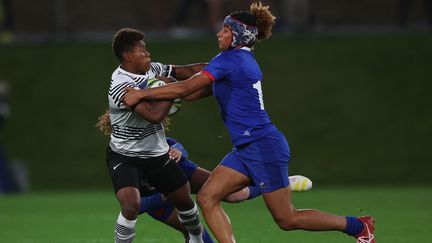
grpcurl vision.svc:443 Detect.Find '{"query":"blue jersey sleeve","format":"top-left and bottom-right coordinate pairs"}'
top-left (166, 137), bottom-right (177, 146)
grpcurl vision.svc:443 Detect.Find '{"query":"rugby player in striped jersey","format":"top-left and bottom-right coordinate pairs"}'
top-left (106, 28), bottom-right (207, 243)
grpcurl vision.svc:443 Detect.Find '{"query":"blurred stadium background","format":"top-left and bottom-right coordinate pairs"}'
top-left (1, 0), bottom-right (431, 191)
top-left (0, 0), bottom-right (431, 242)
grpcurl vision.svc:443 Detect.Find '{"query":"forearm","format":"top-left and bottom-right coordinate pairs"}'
top-left (142, 82), bottom-right (189, 100)
top-left (134, 100), bottom-right (172, 123)
top-left (174, 63), bottom-right (207, 80)
top-left (139, 73), bottom-right (211, 101)
top-left (147, 100), bottom-right (172, 122)
top-left (183, 85), bottom-right (213, 101)
top-left (123, 73), bottom-right (212, 107)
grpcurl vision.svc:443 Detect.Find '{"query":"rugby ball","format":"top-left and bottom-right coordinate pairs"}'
top-left (146, 78), bottom-right (182, 116)
top-left (289, 175), bottom-right (313, 192)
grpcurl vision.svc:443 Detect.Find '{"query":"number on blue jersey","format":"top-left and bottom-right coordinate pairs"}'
top-left (253, 80), bottom-right (265, 110)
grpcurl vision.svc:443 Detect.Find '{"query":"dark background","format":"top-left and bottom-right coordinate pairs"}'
top-left (1, 0), bottom-right (431, 191)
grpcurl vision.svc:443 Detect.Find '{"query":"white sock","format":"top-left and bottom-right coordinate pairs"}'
top-left (115, 212), bottom-right (137, 243)
top-left (189, 233), bottom-right (204, 243)
top-left (178, 203), bottom-right (204, 243)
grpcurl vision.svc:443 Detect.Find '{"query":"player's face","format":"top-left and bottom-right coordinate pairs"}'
top-left (129, 40), bottom-right (151, 73)
top-left (217, 25), bottom-right (232, 50)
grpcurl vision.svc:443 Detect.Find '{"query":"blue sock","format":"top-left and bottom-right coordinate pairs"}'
top-left (247, 186), bottom-right (261, 200)
top-left (344, 216), bottom-right (364, 236)
top-left (202, 228), bottom-right (214, 243)
top-left (138, 193), bottom-right (163, 214)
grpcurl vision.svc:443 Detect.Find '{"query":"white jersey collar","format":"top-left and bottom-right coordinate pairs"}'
top-left (240, 46), bottom-right (252, 52)
top-left (117, 65), bottom-right (148, 78)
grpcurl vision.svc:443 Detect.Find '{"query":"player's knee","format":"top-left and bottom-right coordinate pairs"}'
top-left (197, 189), bottom-right (216, 210)
top-left (274, 217), bottom-right (298, 231)
top-left (119, 199), bottom-right (140, 219)
top-left (196, 190), bottom-right (208, 208)
top-left (116, 187), bottom-right (140, 218)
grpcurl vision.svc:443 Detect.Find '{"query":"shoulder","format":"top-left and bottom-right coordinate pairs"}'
top-left (209, 51), bottom-right (238, 66)
top-left (110, 74), bottom-right (134, 92)
top-left (149, 62), bottom-right (164, 73)
top-left (148, 62), bottom-right (171, 77)
top-left (111, 67), bottom-right (135, 84)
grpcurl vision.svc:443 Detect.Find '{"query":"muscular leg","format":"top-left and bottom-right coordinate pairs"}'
top-left (115, 187), bottom-right (141, 243)
top-left (262, 186), bottom-right (346, 231)
top-left (164, 181), bottom-right (195, 211)
top-left (188, 166), bottom-right (249, 203)
top-left (197, 165), bottom-right (250, 243)
top-left (189, 167), bottom-right (211, 194)
top-left (116, 187), bottom-right (141, 219)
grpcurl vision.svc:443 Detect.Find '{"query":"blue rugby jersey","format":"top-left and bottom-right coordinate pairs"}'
top-left (202, 47), bottom-right (276, 146)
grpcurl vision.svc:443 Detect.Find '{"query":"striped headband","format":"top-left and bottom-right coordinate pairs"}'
top-left (223, 15), bottom-right (258, 48)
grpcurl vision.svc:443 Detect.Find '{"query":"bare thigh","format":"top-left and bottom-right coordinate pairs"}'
top-left (189, 167), bottom-right (211, 194)
top-left (262, 186), bottom-right (295, 220)
top-left (199, 165), bottom-right (250, 200)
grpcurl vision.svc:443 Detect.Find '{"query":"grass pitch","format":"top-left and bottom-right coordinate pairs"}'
top-left (1, 186), bottom-right (431, 242)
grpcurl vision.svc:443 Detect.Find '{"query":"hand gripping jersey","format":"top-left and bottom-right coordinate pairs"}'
top-left (202, 47), bottom-right (277, 146)
top-left (108, 62), bottom-right (173, 158)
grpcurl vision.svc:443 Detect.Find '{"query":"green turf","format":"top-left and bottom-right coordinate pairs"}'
top-left (1, 187), bottom-right (431, 242)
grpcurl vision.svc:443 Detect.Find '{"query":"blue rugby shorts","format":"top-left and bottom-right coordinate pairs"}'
top-left (221, 130), bottom-right (291, 193)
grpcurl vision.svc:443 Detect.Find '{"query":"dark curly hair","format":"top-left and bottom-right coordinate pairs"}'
top-left (112, 28), bottom-right (145, 62)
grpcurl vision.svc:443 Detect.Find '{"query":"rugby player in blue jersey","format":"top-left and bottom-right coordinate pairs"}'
top-left (97, 111), bottom-right (311, 243)
top-left (122, 2), bottom-right (375, 243)
top-left (137, 137), bottom-right (314, 243)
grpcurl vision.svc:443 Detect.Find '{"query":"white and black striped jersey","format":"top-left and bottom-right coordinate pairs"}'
top-left (108, 62), bottom-right (173, 158)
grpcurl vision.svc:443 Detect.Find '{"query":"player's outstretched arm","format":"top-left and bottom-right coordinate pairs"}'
top-left (183, 85), bottom-right (213, 101)
top-left (174, 63), bottom-right (207, 80)
top-left (123, 73), bottom-right (212, 108)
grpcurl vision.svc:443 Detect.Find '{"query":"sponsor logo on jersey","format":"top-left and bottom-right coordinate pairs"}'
top-left (242, 130), bottom-right (251, 136)
top-left (113, 163), bottom-right (123, 170)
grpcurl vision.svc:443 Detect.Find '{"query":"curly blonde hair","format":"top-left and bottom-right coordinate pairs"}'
top-left (250, 1), bottom-right (276, 42)
top-left (95, 109), bottom-right (171, 135)
top-left (95, 110), bottom-right (112, 135)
